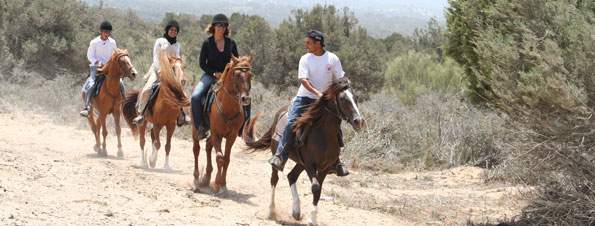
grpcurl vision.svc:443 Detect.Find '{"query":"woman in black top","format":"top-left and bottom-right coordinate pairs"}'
top-left (191, 14), bottom-right (249, 139)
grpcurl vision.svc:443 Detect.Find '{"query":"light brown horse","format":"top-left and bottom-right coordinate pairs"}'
top-left (192, 54), bottom-right (253, 193)
top-left (243, 77), bottom-right (364, 225)
top-left (82, 48), bottom-right (138, 156)
top-left (122, 51), bottom-right (189, 169)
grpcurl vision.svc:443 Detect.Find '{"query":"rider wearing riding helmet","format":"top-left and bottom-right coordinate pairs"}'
top-left (190, 13), bottom-right (251, 139)
top-left (80, 21), bottom-right (119, 117)
top-left (133, 20), bottom-right (191, 125)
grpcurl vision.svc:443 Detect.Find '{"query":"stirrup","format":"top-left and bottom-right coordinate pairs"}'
top-left (194, 126), bottom-right (208, 140)
top-left (268, 155), bottom-right (285, 172)
top-left (80, 109), bottom-right (90, 118)
top-left (132, 115), bottom-right (145, 125)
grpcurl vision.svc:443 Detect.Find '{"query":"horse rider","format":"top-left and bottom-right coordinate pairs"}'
top-left (80, 21), bottom-right (122, 117)
top-left (191, 13), bottom-right (251, 139)
top-left (268, 30), bottom-right (350, 177)
top-left (133, 20), bottom-right (191, 125)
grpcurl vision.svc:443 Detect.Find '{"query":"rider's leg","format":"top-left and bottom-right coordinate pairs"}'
top-left (190, 72), bottom-right (217, 139)
top-left (332, 129), bottom-right (349, 177)
top-left (269, 97), bottom-right (316, 171)
top-left (80, 66), bottom-right (100, 117)
top-left (133, 71), bottom-right (157, 125)
top-left (238, 103), bottom-right (251, 137)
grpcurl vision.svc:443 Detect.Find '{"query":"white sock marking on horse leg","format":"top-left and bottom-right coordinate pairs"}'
top-left (163, 155), bottom-right (171, 170)
top-left (149, 143), bottom-right (158, 168)
top-left (291, 183), bottom-right (301, 215)
top-left (139, 147), bottom-right (147, 168)
top-left (308, 205), bottom-right (318, 225)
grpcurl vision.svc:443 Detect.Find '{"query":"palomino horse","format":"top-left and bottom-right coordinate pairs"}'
top-left (122, 51), bottom-right (189, 169)
top-left (243, 77), bottom-right (364, 225)
top-left (82, 48), bottom-right (138, 156)
top-left (192, 54), bottom-right (253, 193)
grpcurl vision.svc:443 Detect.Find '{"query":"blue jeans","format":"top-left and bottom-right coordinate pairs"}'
top-left (191, 72), bottom-right (218, 129)
top-left (191, 72), bottom-right (252, 132)
top-left (82, 66), bottom-right (125, 108)
top-left (275, 96), bottom-right (316, 162)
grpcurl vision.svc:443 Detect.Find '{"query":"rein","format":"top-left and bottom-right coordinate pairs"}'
top-left (105, 53), bottom-right (131, 79)
top-left (323, 92), bottom-right (348, 121)
top-left (213, 65), bottom-right (251, 128)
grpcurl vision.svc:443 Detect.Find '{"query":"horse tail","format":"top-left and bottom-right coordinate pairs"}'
top-left (122, 89), bottom-right (140, 139)
top-left (244, 112), bottom-right (276, 152)
top-left (158, 50), bottom-right (190, 108)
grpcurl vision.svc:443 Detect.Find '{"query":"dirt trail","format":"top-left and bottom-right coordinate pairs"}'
top-left (0, 108), bottom-right (525, 225)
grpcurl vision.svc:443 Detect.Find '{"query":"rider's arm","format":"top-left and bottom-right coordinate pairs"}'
top-left (332, 55), bottom-right (345, 79)
top-left (153, 39), bottom-right (161, 71)
top-left (199, 39), bottom-right (217, 76)
top-left (231, 39), bottom-right (239, 58)
top-left (301, 78), bottom-right (323, 99)
top-left (87, 40), bottom-right (97, 65)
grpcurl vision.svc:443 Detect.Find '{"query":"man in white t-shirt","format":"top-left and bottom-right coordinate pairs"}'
top-left (80, 21), bottom-right (118, 117)
top-left (268, 30), bottom-right (349, 177)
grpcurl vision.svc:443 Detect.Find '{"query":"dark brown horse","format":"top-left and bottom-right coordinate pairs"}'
top-left (243, 77), bottom-right (364, 225)
top-left (122, 51), bottom-right (189, 169)
top-left (82, 48), bottom-right (138, 156)
top-left (191, 54), bottom-right (253, 193)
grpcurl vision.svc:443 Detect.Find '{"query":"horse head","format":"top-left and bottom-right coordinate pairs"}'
top-left (230, 54), bottom-right (253, 106)
top-left (115, 48), bottom-right (138, 80)
top-left (329, 78), bottom-right (365, 131)
top-left (168, 55), bottom-right (186, 87)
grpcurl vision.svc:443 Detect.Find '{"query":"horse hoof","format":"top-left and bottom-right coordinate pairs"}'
top-left (210, 183), bottom-right (220, 193)
top-left (149, 161), bottom-right (156, 169)
top-left (200, 177), bottom-right (210, 187)
top-left (98, 150), bottom-right (107, 157)
top-left (117, 149), bottom-right (124, 158)
top-left (139, 162), bottom-right (148, 169)
top-left (292, 211), bottom-right (301, 220)
top-left (94, 145), bottom-right (100, 153)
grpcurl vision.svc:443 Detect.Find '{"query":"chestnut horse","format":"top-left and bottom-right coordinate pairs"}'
top-left (82, 48), bottom-right (138, 156)
top-left (192, 54), bottom-right (253, 193)
top-left (243, 77), bottom-right (364, 225)
top-left (122, 51), bottom-right (189, 169)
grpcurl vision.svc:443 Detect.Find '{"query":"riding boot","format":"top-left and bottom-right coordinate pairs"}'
top-left (194, 126), bottom-right (208, 140)
top-left (268, 155), bottom-right (286, 172)
top-left (80, 82), bottom-right (97, 117)
top-left (132, 109), bottom-right (145, 125)
top-left (331, 160), bottom-right (350, 177)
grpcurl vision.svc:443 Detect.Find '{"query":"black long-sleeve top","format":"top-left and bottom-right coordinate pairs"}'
top-left (199, 36), bottom-right (239, 76)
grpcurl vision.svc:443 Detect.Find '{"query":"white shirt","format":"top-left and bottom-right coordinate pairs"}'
top-left (152, 37), bottom-right (180, 72)
top-left (296, 51), bottom-right (345, 99)
top-left (87, 36), bottom-right (117, 66)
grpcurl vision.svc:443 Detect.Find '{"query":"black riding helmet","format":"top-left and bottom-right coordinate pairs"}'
top-left (211, 14), bottom-right (229, 24)
top-left (99, 21), bottom-right (112, 32)
top-left (165, 20), bottom-right (180, 32)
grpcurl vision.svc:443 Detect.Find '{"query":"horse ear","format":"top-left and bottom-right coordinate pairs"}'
top-left (231, 54), bottom-right (239, 64)
top-left (248, 53), bottom-right (253, 62)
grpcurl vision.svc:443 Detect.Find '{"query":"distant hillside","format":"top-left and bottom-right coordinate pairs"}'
top-left (83, 0), bottom-right (447, 37)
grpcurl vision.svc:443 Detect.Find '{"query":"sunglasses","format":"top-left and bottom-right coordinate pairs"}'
top-left (214, 23), bottom-right (228, 27)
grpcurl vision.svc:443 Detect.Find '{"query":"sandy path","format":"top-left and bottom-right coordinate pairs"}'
top-left (0, 108), bottom-right (524, 225)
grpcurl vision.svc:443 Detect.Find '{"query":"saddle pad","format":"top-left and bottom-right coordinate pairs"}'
top-left (144, 82), bottom-right (160, 115)
top-left (273, 110), bottom-right (289, 142)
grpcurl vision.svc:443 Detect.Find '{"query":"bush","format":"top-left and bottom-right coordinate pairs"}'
top-left (384, 51), bottom-right (464, 104)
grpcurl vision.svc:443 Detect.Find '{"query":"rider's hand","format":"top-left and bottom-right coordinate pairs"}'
top-left (316, 92), bottom-right (323, 99)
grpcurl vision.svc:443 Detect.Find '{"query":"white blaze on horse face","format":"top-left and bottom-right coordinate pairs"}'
top-left (124, 56), bottom-right (137, 74)
top-left (344, 90), bottom-right (361, 118)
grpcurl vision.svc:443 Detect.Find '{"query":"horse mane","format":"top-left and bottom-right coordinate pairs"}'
top-left (97, 48), bottom-right (126, 76)
top-left (293, 77), bottom-right (351, 132)
top-left (157, 50), bottom-right (190, 107)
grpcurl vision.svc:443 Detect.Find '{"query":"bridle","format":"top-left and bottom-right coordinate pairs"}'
top-left (214, 64), bottom-right (252, 127)
top-left (106, 52), bottom-right (133, 79)
top-left (323, 89), bottom-right (350, 121)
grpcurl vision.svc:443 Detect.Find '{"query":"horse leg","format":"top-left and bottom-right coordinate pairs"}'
top-left (113, 109), bottom-right (124, 157)
top-left (96, 114), bottom-right (108, 156)
top-left (305, 166), bottom-right (325, 226)
top-left (163, 123), bottom-right (175, 170)
top-left (220, 136), bottom-right (236, 191)
top-left (138, 124), bottom-right (148, 168)
top-left (210, 135), bottom-right (224, 193)
top-left (192, 137), bottom-right (201, 191)
top-left (149, 124), bottom-right (163, 168)
top-left (288, 164), bottom-right (306, 220)
top-left (86, 107), bottom-right (100, 153)
top-left (201, 137), bottom-right (214, 187)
